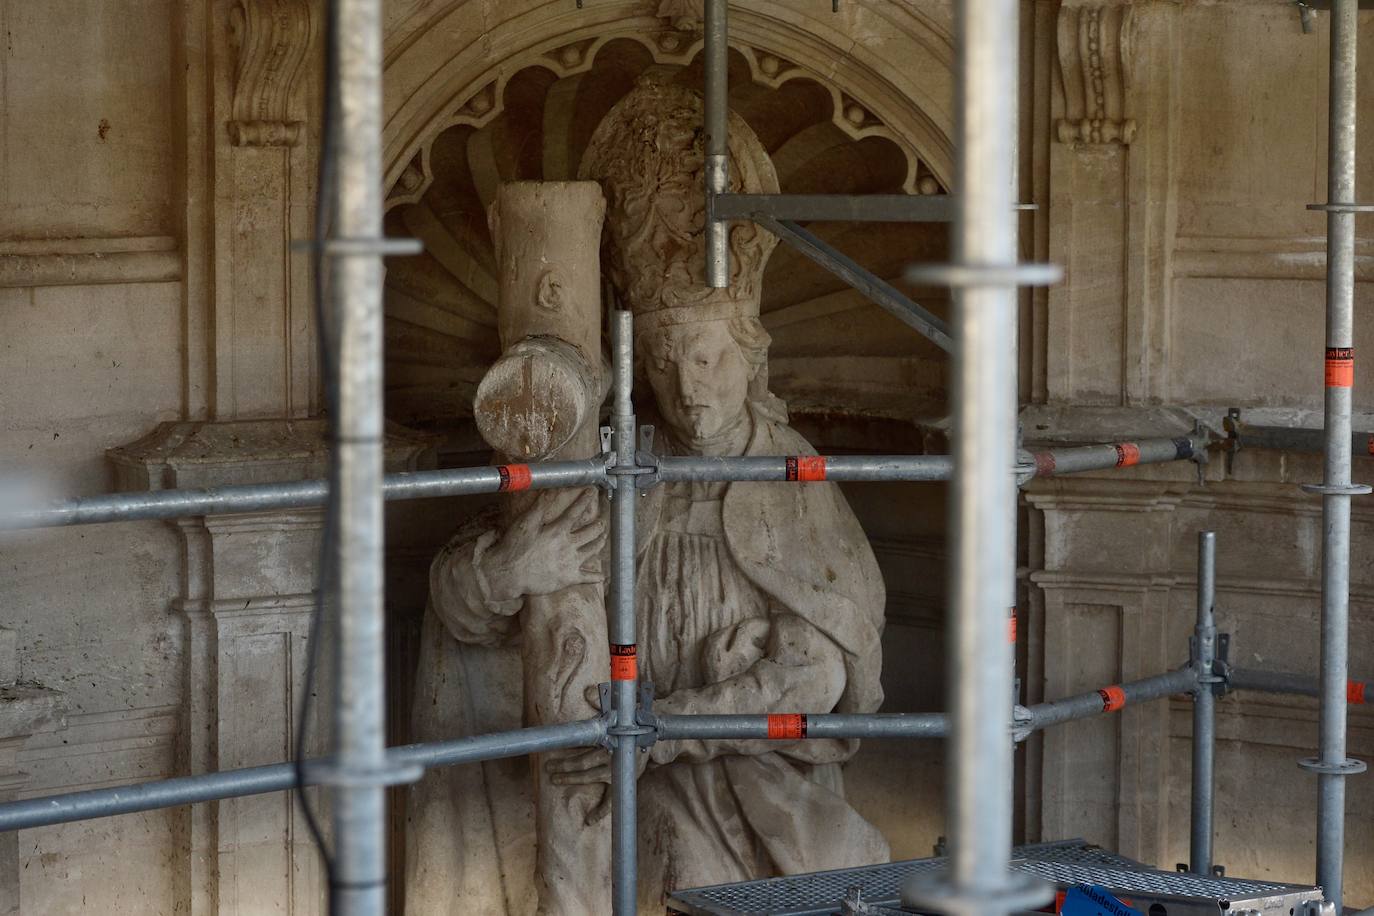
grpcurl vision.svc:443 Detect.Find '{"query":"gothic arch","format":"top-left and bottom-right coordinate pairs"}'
top-left (378, 0), bottom-right (957, 447)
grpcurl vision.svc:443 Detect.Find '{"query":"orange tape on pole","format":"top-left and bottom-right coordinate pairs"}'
top-left (1326, 347), bottom-right (1354, 388)
top-left (497, 464), bottom-right (533, 491)
top-left (1008, 610), bottom-right (1018, 645)
top-left (610, 644), bottom-right (637, 681)
top-left (784, 456), bottom-right (827, 482)
top-left (1099, 685), bottom-right (1126, 712)
top-left (766, 714), bottom-right (807, 739)
top-left (1114, 443), bottom-right (1141, 468)
top-left (1349, 680), bottom-right (1367, 705)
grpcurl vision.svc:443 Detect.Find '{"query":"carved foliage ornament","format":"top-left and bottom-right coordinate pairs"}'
top-left (227, 0), bottom-right (315, 147)
top-left (1056, 1), bottom-right (1136, 145)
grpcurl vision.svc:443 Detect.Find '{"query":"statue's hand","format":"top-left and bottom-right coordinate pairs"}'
top-left (482, 489), bottom-right (606, 603)
top-left (545, 746), bottom-right (649, 825)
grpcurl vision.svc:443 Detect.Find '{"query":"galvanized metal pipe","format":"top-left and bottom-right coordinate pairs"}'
top-left (608, 311), bottom-right (639, 915)
top-left (1231, 667), bottom-right (1372, 702)
top-left (1190, 531), bottom-right (1218, 875)
top-left (0, 460), bottom-right (609, 531)
top-left (703, 0), bottom-right (730, 288)
top-left (928, 0), bottom-right (1023, 910)
top-left (2, 436), bottom-right (1211, 534)
top-left (1025, 435), bottom-right (1202, 479)
top-left (1021, 667), bottom-right (1198, 733)
top-left (711, 192), bottom-right (956, 223)
top-left (1303, 1), bottom-right (1366, 908)
top-left (0, 718), bottom-right (605, 834)
top-left (331, 0), bottom-right (388, 910)
top-left (654, 455), bottom-right (954, 483)
top-left (655, 713), bottom-right (949, 741)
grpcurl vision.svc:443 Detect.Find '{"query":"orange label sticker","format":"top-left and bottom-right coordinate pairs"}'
top-left (497, 464), bottom-right (533, 492)
top-left (1114, 443), bottom-right (1141, 468)
top-left (610, 644), bottom-right (637, 681)
top-left (1008, 612), bottom-right (1018, 645)
top-left (1099, 685), bottom-right (1126, 712)
top-left (1326, 347), bottom-right (1355, 388)
top-left (766, 713), bottom-right (807, 739)
top-left (785, 456), bottom-right (827, 482)
top-left (1349, 680), bottom-right (1367, 705)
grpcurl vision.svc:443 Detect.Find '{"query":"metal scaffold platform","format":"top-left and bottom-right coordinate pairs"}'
top-left (667, 841), bottom-right (1325, 916)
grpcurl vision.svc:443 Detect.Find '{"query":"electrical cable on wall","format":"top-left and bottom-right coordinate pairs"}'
top-left (295, 0), bottom-right (342, 895)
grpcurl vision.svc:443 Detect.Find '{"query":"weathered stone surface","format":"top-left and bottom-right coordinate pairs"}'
top-left (6, 0), bottom-right (1374, 911)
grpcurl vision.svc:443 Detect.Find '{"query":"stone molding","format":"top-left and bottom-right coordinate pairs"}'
top-left (0, 237), bottom-right (180, 288)
top-left (1055, 0), bottom-right (1136, 145)
top-left (226, 0), bottom-right (315, 147)
top-left (380, 0), bottom-right (956, 205)
top-left (1173, 234), bottom-right (1374, 282)
top-left (386, 32), bottom-right (940, 207)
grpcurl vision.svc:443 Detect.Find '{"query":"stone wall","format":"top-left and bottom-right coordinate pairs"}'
top-left (1022, 0), bottom-right (1374, 905)
top-left (0, 0), bottom-right (1369, 912)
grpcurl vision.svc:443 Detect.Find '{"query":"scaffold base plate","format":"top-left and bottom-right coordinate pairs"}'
top-left (666, 839), bottom-right (1324, 916)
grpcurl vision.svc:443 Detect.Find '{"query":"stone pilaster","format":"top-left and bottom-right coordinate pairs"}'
top-left (108, 420), bottom-right (431, 916)
top-left (0, 628), bottom-right (66, 916)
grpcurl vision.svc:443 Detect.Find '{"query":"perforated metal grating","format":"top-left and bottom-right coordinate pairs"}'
top-left (667, 839), bottom-right (1322, 916)
top-left (1014, 858), bottom-right (1300, 899)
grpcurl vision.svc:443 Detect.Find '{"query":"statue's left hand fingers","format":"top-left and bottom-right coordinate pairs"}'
top-left (549, 764), bottom-right (611, 786)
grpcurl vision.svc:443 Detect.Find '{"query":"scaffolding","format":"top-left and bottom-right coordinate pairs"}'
top-left (0, 0), bottom-right (1366, 914)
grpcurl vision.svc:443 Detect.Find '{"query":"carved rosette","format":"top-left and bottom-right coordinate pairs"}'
top-left (1056, 1), bottom-right (1137, 145)
top-left (227, 0), bottom-right (315, 147)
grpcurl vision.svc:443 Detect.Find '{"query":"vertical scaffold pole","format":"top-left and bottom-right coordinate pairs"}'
top-left (703, 0), bottom-right (730, 288)
top-left (1300, 0), bottom-right (1368, 909)
top-left (330, 0), bottom-right (388, 912)
top-left (1190, 531), bottom-right (1217, 875)
top-left (609, 311), bottom-right (639, 915)
top-left (903, 0), bottom-right (1050, 913)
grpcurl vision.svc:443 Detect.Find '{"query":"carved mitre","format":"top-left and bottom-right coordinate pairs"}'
top-left (578, 77), bottom-right (779, 330)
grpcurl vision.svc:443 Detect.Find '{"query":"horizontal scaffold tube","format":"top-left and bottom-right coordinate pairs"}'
top-left (1025, 433), bottom-right (1205, 479)
top-left (1021, 666), bottom-right (1199, 732)
top-left (654, 712), bottom-right (950, 740)
top-left (0, 717), bottom-right (605, 833)
top-left (0, 459), bottom-right (609, 530)
top-left (653, 455), bottom-right (953, 483)
top-left (0, 662), bottom-right (1211, 834)
top-left (1, 434), bottom-right (1212, 532)
top-left (1229, 667), bottom-right (1371, 704)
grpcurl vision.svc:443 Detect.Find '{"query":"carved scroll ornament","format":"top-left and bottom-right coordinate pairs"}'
top-left (1056, 1), bottom-right (1137, 145)
top-left (227, 0), bottom-right (315, 147)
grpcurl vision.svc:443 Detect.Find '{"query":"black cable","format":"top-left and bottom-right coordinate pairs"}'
top-left (296, 0), bottom-right (341, 898)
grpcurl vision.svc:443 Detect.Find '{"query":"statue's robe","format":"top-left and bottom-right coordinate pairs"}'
top-left (404, 403), bottom-right (889, 914)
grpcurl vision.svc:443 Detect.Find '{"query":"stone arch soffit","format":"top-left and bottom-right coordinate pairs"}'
top-left (381, 1), bottom-right (955, 211)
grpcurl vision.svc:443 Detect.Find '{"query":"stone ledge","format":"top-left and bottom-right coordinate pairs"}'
top-left (0, 236), bottom-right (180, 288)
top-left (108, 418), bottom-right (436, 491)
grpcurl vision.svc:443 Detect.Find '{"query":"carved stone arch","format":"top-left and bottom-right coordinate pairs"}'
top-left (381, 0), bottom-right (956, 198)
top-left (378, 1), bottom-right (957, 450)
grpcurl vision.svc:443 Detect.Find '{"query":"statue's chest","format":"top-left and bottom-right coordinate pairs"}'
top-left (635, 484), bottom-right (769, 692)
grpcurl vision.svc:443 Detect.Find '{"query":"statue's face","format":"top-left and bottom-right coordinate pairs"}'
top-left (643, 321), bottom-right (752, 445)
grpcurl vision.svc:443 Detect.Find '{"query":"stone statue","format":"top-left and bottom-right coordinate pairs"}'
top-left (405, 78), bottom-right (889, 915)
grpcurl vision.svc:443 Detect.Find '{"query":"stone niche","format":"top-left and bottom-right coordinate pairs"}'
top-left (375, 1), bottom-right (964, 905)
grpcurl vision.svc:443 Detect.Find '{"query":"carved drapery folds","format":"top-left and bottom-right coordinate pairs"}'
top-left (227, 0), bottom-right (314, 147)
top-left (1056, 1), bottom-right (1136, 145)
